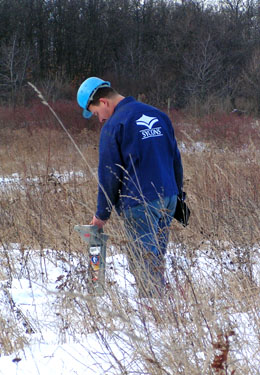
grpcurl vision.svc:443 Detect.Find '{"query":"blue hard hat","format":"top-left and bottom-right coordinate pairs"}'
top-left (77, 77), bottom-right (111, 118)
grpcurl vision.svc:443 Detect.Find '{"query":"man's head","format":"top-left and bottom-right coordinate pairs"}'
top-left (88, 86), bottom-right (119, 123)
top-left (77, 77), bottom-right (123, 123)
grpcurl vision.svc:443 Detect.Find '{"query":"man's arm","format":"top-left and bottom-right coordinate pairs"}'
top-left (173, 145), bottom-right (183, 194)
top-left (169, 119), bottom-right (183, 194)
top-left (95, 126), bottom-right (123, 221)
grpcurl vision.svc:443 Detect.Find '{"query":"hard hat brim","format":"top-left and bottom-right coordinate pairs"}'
top-left (83, 108), bottom-right (92, 119)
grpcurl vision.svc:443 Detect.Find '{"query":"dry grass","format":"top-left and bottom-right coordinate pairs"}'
top-left (0, 105), bottom-right (260, 374)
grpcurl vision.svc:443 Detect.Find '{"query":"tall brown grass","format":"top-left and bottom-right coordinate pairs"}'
top-left (0, 104), bottom-right (259, 374)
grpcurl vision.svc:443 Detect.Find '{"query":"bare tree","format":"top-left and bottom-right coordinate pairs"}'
top-left (0, 34), bottom-right (31, 107)
top-left (239, 47), bottom-right (260, 114)
top-left (220, 0), bottom-right (246, 17)
top-left (183, 34), bottom-right (223, 102)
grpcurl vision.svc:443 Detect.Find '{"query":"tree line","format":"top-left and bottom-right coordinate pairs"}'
top-left (1, 0), bottom-right (260, 114)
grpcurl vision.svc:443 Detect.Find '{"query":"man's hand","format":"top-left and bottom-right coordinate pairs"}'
top-left (90, 216), bottom-right (107, 229)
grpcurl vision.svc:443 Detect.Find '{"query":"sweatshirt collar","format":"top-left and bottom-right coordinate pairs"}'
top-left (114, 96), bottom-right (135, 113)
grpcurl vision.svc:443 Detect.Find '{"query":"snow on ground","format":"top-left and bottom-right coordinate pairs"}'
top-left (179, 141), bottom-right (208, 153)
top-left (0, 171), bottom-right (86, 191)
top-left (1, 172), bottom-right (259, 374)
top-left (0, 241), bottom-right (259, 374)
top-left (0, 245), bottom-right (137, 375)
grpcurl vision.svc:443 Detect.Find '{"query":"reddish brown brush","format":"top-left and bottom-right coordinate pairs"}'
top-left (211, 330), bottom-right (235, 374)
top-left (0, 100), bottom-right (94, 133)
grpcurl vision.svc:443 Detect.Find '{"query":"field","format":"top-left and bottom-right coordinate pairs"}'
top-left (0, 99), bottom-right (260, 374)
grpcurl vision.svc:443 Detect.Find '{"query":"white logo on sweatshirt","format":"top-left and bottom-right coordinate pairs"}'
top-left (136, 114), bottom-right (163, 140)
top-left (136, 115), bottom-right (159, 129)
top-left (140, 127), bottom-right (162, 139)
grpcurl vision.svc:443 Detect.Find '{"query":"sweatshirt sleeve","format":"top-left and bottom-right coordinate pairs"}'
top-left (95, 125), bottom-right (123, 221)
top-left (170, 119), bottom-right (183, 194)
top-left (173, 144), bottom-right (183, 194)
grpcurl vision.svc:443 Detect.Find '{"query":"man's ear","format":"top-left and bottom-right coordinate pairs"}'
top-left (99, 98), bottom-right (109, 106)
top-left (99, 98), bottom-right (110, 107)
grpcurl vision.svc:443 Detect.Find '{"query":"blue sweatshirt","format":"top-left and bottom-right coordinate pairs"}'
top-left (95, 97), bottom-right (183, 220)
